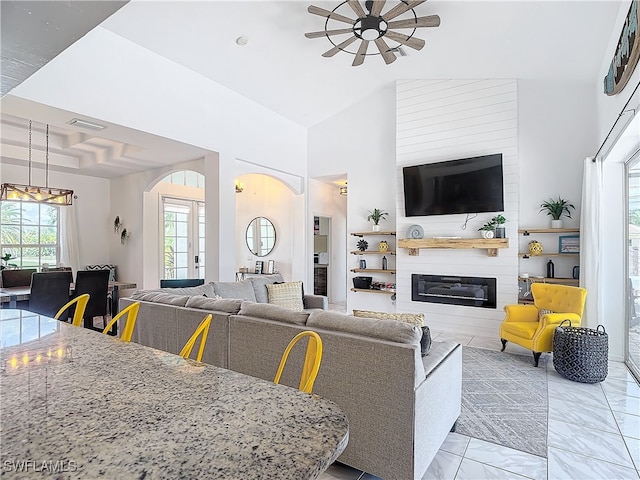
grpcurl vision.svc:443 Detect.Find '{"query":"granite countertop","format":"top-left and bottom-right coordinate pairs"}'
top-left (0, 310), bottom-right (349, 479)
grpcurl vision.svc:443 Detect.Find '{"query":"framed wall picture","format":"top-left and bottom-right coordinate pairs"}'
top-left (558, 235), bottom-right (580, 254)
top-left (255, 261), bottom-right (264, 274)
top-left (267, 260), bottom-right (275, 274)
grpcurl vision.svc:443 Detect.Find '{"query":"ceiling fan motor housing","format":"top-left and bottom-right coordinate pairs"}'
top-left (355, 16), bottom-right (388, 40)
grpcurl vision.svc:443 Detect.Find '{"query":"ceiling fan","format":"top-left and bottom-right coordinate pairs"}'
top-left (305, 0), bottom-right (440, 66)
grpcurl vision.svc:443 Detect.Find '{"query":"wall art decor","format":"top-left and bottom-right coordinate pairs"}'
top-left (604, 0), bottom-right (640, 96)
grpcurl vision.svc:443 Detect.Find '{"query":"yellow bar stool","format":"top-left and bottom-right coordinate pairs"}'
top-left (54, 294), bottom-right (90, 327)
top-left (102, 302), bottom-right (140, 342)
top-left (179, 314), bottom-right (213, 362)
top-left (274, 331), bottom-right (323, 394)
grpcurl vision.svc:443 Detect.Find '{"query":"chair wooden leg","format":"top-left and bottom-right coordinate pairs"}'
top-left (533, 352), bottom-right (542, 367)
top-left (500, 338), bottom-right (507, 352)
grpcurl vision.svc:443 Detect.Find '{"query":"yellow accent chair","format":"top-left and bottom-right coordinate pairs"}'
top-left (179, 314), bottom-right (213, 362)
top-left (54, 294), bottom-right (90, 327)
top-left (102, 302), bottom-right (140, 342)
top-left (500, 283), bottom-right (587, 366)
top-left (274, 331), bottom-right (323, 394)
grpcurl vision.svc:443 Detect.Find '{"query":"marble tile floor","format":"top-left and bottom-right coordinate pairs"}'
top-left (320, 331), bottom-right (640, 480)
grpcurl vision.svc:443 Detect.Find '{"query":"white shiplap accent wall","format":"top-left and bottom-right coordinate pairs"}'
top-left (395, 79), bottom-right (519, 337)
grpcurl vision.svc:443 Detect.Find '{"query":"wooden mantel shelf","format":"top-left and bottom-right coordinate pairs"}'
top-left (397, 238), bottom-right (509, 257)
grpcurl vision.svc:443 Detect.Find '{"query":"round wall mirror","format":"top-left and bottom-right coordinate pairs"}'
top-left (246, 217), bottom-right (276, 257)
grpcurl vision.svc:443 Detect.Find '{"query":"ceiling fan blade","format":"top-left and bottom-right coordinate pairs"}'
top-left (305, 28), bottom-right (354, 39)
top-left (382, 0), bottom-right (426, 21)
top-left (308, 5), bottom-right (355, 25)
top-left (370, 0), bottom-right (387, 17)
top-left (384, 30), bottom-right (425, 50)
top-left (352, 40), bottom-right (369, 66)
top-left (387, 15), bottom-right (441, 29)
top-left (322, 35), bottom-right (359, 57)
top-left (347, 0), bottom-right (366, 18)
top-left (374, 37), bottom-right (396, 64)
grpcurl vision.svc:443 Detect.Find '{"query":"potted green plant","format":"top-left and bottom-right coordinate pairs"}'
top-left (492, 214), bottom-right (507, 238)
top-left (540, 197), bottom-right (575, 228)
top-left (478, 220), bottom-right (496, 238)
top-left (367, 208), bottom-right (389, 232)
top-left (0, 253), bottom-right (16, 270)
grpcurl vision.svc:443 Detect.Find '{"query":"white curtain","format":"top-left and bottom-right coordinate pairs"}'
top-left (580, 156), bottom-right (603, 328)
top-left (59, 204), bottom-right (80, 273)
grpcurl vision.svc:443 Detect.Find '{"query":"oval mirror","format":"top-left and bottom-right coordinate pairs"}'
top-left (246, 217), bottom-right (276, 257)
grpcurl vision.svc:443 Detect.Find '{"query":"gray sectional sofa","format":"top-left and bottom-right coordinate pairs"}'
top-left (121, 278), bottom-right (462, 480)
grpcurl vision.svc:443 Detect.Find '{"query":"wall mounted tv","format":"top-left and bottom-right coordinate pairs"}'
top-left (403, 154), bottom-right (504, 217)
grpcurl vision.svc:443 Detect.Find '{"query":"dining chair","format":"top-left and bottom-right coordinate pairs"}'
top-left (1, 268), bottom-right (37, 287)
top-left (274, 331), bottom-right (323, 394)
top-left (28, 271), bottom-right (73, 318)
top-left (74, 269), bottom-right (111, 332)
top-left (102, 302), bottom-right (140, 342)
top-left (179, 314), bottom-right (213, 362)
top-left (54, 294), bottom-right (90, 327)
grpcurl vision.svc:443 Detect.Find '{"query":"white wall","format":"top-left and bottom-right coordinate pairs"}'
top-left (308, 84), bottom-right (397, 312)
top-left (235, 174), bottom-right (296, 282)
top-left (395, 79), bottom-right (519, 337)
top-left (0, 163), bottom-right (110, 269)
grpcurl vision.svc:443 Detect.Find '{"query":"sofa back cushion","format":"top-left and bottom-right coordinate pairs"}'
top-left (129, 291), bottom-right (190, 306)
top-left (247, 274), bottom-right (284, 302)
top-left (238, 301), bottom-right (309, 325)
top-left (184, 296), bottom-right (243, 314)
top-left (212, 280), bottom-right (257, 302)
top-left (161, 283), bottom-right (216, 297)
top-left (307, 310), bottom-right (421, 345)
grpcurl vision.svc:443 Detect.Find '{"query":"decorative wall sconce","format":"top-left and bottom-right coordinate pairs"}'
top-left (235, 180), bottom-right (244, 193)
top-left (114, 216), bottom-right (130, 244)
top-left (339, 186), bottom-right (348, 195)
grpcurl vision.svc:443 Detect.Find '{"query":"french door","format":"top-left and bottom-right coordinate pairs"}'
top-left (162, 197), bottom-right (205, 280)
top-left (627, 156), bottom-right (640, 380)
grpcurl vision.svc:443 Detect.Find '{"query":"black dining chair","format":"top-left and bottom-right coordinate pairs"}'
top-left (1, 268), bottom-right (37, 288)
top-left (28, 271), bottom-right (73, 318)
top-left (74, 269), bottom-right (111, 333)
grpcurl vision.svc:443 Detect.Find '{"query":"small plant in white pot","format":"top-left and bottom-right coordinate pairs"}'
top-left (478, 220), bottom-right (496, 238)
top-left (540, 197), bottom-right (575, 228)
top-left (367, 208), bottom-right (389, 232)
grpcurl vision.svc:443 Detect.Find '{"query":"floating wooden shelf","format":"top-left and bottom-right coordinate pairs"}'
top-left (351, 231), bottom-right (396, 237)
top-left (397, 238), bottom-right (509, 257)
top-left (518, 228), bottom-right (580, 235)
top-left (350, 268), bottom-right (396, 274)
top-left (350, 251), bottom-right (396, 255)
top-left (350, 288), bottom-right (396, 294)
top-left (519, 276), bottom-right (579, 286)
top-left (519, 253), bottom-right (579, 258)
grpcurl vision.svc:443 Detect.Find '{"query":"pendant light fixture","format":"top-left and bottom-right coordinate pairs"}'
top-left (0, 120), bottom-right (74, 205)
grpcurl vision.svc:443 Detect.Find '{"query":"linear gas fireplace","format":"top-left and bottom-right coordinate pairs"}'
top-left (412, 274), bottom-right (497, 308)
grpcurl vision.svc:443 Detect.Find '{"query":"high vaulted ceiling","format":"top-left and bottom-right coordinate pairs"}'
top-left (0, 0), bottom-right (625, 178)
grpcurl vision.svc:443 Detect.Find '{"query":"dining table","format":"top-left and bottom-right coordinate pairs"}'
top-left (0, 280), bottom-right (137, 315)
top-left (0, 309), bottom-right (349, 479)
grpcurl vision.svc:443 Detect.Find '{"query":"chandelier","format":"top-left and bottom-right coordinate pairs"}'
top-left (0, 121), bottom-right (74, 205)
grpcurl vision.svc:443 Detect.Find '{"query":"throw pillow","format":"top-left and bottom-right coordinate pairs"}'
top-left (353, 309), bottom-right (431, 356)
top-left (266, 281), bottom-right (304, 311)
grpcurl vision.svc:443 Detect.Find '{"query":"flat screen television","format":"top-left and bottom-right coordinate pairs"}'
top-left (403, 154), bottom-right (504, 217)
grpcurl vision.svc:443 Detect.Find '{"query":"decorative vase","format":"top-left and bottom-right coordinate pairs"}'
top-left (372, 224), bottom-right (380, 232)
top-left (495, 226), bottom-right (506, 238)
top-left (378, 240), bottom-right (389, 252)
top-left (480, 230), bottom-right (494, 239)
top-left (551, 219), bottom-right (563, 229)
top-left (528, 240), bottom-right (543, 256)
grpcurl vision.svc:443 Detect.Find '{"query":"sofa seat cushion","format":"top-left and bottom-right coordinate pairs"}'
top-left (184, 296), bottom-right (243, 314)
top-left (307, 310), bottom-right (421, 345)
top-left (266, 281), bottom-right (304, 311)
top-left (129, 291), bottom-right (190, 306)
top-left (247, 274), bottom-right (284, 303)
top-left (238, 301), bottom-right (310, 325)
top-left (213, 280), bottom-right (257, 302)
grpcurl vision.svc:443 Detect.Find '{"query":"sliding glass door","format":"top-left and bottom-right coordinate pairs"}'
top-left (627, 156), bottom-right (640, 380)
top-left (162, 197), bottom-right (205, 280)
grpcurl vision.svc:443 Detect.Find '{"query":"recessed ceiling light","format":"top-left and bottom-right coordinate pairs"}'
top-left (67, 118), bottom-right (106, 131)
top-left (236, 36), bottom-right (249, 46)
